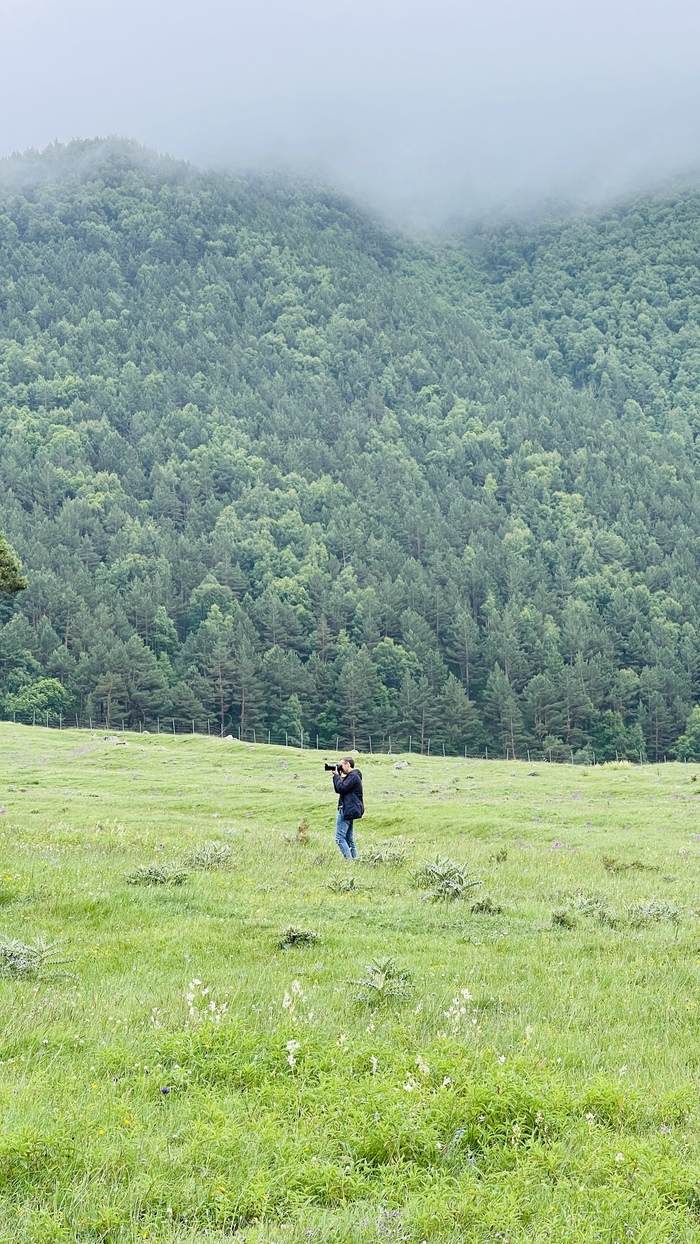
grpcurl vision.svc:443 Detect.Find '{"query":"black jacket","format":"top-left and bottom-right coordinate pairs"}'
top-left (333, 767), bottom-right (364, 820)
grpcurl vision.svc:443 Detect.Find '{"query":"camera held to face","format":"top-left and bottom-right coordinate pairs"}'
top-left (324, 762), bottom-right (340, 772)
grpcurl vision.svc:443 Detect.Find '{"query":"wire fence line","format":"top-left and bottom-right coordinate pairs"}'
top-left (0, 710), bottom-right (654, 764)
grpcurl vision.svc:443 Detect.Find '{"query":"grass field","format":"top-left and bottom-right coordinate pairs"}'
top-left (1, 724), bottom-right (700, 1242)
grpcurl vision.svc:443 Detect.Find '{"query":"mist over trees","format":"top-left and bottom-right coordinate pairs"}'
top-left (1, 141), bottom-right (700, 760)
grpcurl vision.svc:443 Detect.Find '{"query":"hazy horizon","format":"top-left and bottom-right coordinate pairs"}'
top-left (2, 0), bottom-right (700, 226)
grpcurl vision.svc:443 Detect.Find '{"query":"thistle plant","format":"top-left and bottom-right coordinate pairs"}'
top-left (359, 847), bottom-right (406, 867)
top-left (414, 856), bottom-right (481, 903)
top-left (350, 957), bottom-right (413, 1006)
top-left (328, 876), bottom-right (356, 893)
top-left (125, 865), bottom-right (189, 886)
top-left (184, 841), bottom-right (233, 870)
top-left (0, 937), bottom-right (65, 978)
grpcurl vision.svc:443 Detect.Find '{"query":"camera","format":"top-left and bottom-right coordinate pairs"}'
top-left (324, 762), bottom-right (339, 772)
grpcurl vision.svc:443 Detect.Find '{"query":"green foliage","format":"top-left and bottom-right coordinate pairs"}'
top-left (124, 864), bottom-right (189, 886)
top-left (184, 840), bottom-right (233, 870)
top-left (0, 937), bottom-right (63, 977)
top-left (1, 143), bottom-right (700, 759)
top-left (278, 926), bottom-right (320, 949)
top-left (349, 956), bottom-right (413, 1005)
top-left (5, 677), bottom-right (70, 721)
top-left (414, 855), bottom-right (482, 902)
top-left (674, 705), bottom-right (700, 761)
top-left (0, 534), bottom-right (26, 597)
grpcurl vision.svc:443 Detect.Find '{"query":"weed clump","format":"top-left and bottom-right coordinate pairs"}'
top-left (470, 894), bottom-right (503, 915)
top-left (360, 847), bottom-right (406, 867)
top-left (185, 841), bottom-right (233, 870)
top-left (555, 891), bottom-right (620, 928)
top-left (414, 856), bottom-right (481, 903)
top-left (602, 856), bottom-right (658, 874)
top-left (350, 957), bottom-right (413, 1006)
top-left (551, 908), bottom-right (577, 929)
top-left (0, 937), bottom-right (64, 977)
top-left (125, 865), bottom-right (189, 886)
top-left (279, 927), bottom-right (320, 950)
top-left (296, 819), bottom-right (310, 844)
top-left (328, 876), bottom-right (357, 893)
top-left (626, 898), bottom-right (682, 926)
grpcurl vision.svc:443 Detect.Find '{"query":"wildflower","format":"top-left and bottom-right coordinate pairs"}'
top-left (524, 1024), bottom-right (534, 1043)
top-left (615, 1152), bottom-right (625, 1163)
top-left (497, 1054), bottom-right (506, 1064)
top-left (441, 1076), bottom-right (451, 1088)
top-left (416, 1055), bottom-right (430, 1076)
top-left (282, 979), bottom-right (307, 1023)
top-left (337, 1033), bottom-right (348, 1047)
top-left (619, 1064), bottom-right (628, 1075)
top-left (585, 1112), bottom-right (595, 1122)
top-left (370, 1055), bottom-right (378, 1074)
top-left (286, 1039), bottom-right (301, 1068)
top-left (403, 1076), bottom-right (418, 1091)
top-left (443, 987), bottom-right (477, 1038)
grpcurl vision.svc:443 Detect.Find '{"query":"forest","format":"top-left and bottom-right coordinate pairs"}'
top-left (2, 139), bottom-right (700, 761)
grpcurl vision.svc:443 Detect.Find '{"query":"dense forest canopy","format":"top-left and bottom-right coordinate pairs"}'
top-left (1, 140), bottom-right (700, 761)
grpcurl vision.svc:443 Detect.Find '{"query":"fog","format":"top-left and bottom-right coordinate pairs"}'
top-left (2, 0), bottom-right (700, 225)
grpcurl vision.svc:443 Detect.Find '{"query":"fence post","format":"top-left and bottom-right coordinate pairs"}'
top-left (268, 730), bottom-right (271, 744)
top-left (485, 746), bottom-right (488, 760)
top-left (316, 735), bottom-right (319, 749)
top-left (368, 735), bottom-right (372, 754)
top-left (427, 738), bottom-right (431, 757)
top-left (335, 736), bottom-right (339, 750)
top-left (33, 710), bottom-right (36, 726)
top-left (192, 720), bottom-right (195, 734)
top-left (442, 743), bottom-right (445, 757)
top-left (46, 712), bottom-right (49, 728)
top-left (157, 718), bottom-right (160, 735)
top-left (388, 736), bottom-right (392, 754)
top-left (409, 736), bottom-right (412, 753)
top-left (285, 732), bottom-right (288, 747)
top-left (59, 714), bottom-right (62, 730)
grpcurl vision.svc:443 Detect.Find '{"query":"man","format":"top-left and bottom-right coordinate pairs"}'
top-left (332, 756), bottom-right (364, 860)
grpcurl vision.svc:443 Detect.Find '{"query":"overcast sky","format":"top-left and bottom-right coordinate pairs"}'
top-left (2, 0), bottom-right (700, 224)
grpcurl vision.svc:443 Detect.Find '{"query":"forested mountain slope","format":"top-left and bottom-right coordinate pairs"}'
top-left (0, 141), bottom-right (699, 761)
top-left (456, 186), bottom-right (700, 431)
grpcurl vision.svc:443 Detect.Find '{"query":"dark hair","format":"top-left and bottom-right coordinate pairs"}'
top-left (342, 755), bottom-right (355, 768)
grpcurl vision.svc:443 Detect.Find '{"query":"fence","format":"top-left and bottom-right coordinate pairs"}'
top-left (0, 710), bottom-right (653, 763)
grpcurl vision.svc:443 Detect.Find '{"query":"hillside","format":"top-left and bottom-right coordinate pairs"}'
top-left (1, 141), bottom-right (700, 760)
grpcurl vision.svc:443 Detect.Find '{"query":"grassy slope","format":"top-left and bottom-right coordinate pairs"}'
top-left (0, 724), bottom-right (700, 1241)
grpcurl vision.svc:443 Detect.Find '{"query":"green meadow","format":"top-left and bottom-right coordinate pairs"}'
top-left (1, 724), bottom-right (700, 1242)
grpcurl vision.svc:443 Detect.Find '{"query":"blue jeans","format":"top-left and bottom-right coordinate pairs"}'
top-left (335, 810), bottom-right (357, 859)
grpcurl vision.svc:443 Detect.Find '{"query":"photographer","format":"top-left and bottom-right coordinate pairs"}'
top-left (328, 756), bottom-right (364, 860)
